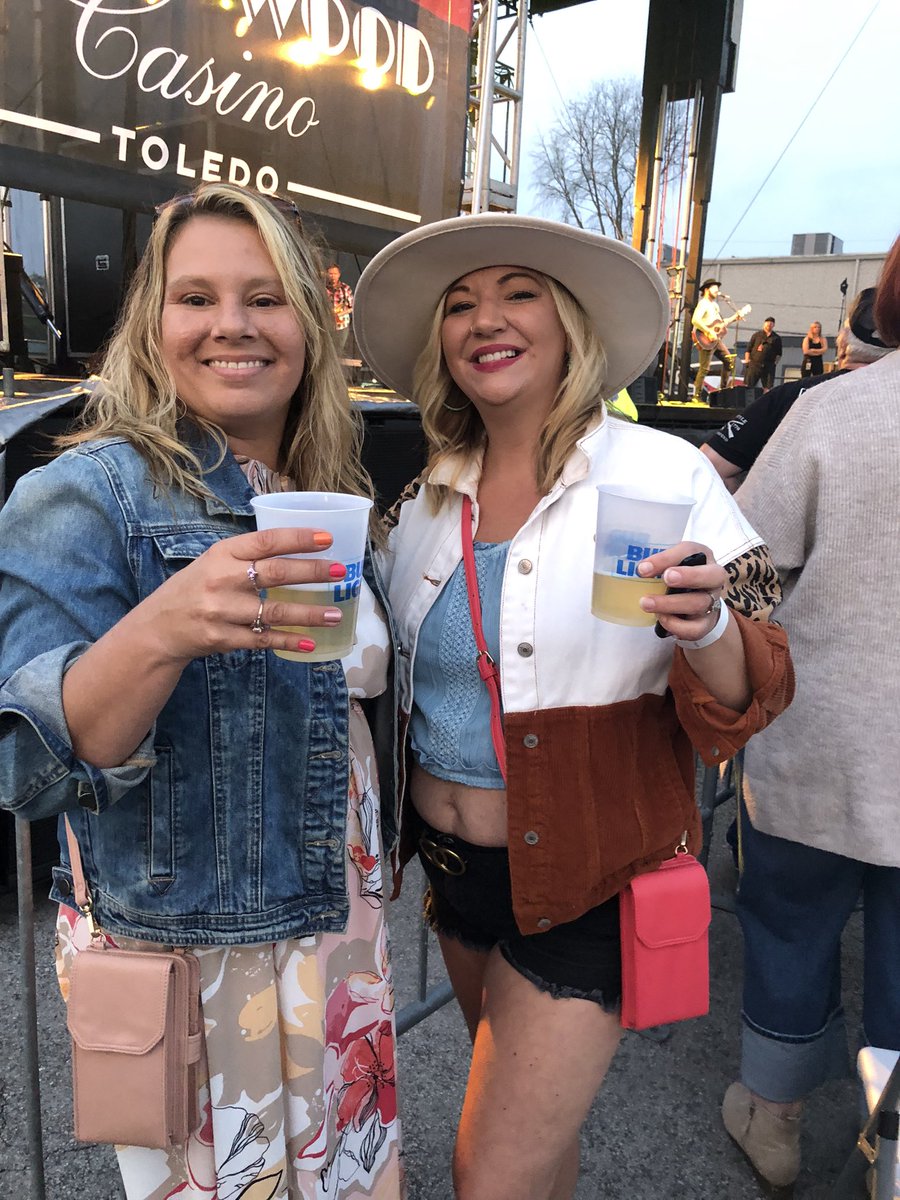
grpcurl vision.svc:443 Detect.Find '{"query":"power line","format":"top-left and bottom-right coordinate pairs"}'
top-left (713, 1), bottom-right (881, 259)
top-left (527, 20), bottom-right (569, 112)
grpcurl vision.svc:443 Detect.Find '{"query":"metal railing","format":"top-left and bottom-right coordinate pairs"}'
top-left (697, 754), bottom-right (739, 913)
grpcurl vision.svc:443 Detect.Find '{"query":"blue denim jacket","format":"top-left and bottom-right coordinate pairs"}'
top-left (0, 433), bottom-right (398, 945)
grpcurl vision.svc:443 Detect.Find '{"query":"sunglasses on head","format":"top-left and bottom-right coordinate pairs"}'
top-left (154, 192), bottom-right (303, 231)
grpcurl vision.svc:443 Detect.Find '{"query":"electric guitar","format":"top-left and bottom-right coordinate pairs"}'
top-left (692, 304), bottom-right (751, 350)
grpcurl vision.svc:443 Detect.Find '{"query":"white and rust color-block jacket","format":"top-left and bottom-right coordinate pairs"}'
top-left (383, 414), bottom-right (794, 934)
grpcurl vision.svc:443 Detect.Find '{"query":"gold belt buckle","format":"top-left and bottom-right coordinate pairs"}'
top-left (420, 834), bottom-right (466, 876)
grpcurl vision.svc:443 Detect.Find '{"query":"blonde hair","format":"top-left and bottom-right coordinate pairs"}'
top-left (412, 273), bottom-right (608, 509)
top-left (60, 183), bottom-right (373, 508)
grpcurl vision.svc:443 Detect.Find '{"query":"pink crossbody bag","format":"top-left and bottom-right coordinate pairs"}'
top-left (63, 816), bottom-right (203, 1148)
top-left (460, 495), bottom-right (710, 1031)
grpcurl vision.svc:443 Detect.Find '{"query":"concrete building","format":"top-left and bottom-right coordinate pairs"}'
top-left (698, 248), bottom-right (886, 385)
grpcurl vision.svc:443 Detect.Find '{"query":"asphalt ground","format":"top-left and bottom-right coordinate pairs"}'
top-left (1, 795), bottom-right (869, 1200)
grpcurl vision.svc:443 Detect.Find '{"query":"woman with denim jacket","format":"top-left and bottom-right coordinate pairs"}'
top-left (0, 185), bottom-right (402, 1198)
top-left (353, 214), bottom-right (795, 1200)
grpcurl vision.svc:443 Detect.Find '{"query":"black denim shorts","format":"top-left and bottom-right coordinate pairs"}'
top-left (416, 819), bottom-right (621, 1010)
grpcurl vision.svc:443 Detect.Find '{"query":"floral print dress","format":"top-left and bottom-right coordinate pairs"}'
top-left (55, 468), bottom-right (402, 1200)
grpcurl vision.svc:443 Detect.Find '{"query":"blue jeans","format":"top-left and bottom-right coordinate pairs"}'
top-left (736, 814), bottom-right (900, 1102)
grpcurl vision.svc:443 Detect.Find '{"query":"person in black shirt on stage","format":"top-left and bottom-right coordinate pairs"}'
top-left (743, 317), bottom-right (782, 389)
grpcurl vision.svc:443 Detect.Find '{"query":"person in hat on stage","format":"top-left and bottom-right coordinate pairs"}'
top-left (354, 214), bottom-right (795, 1199)
top-left (692, 278), bottom-right (737, 400)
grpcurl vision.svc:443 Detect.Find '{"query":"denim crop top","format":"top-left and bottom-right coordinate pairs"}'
top-left (410, 539), bottom-right (510, 789)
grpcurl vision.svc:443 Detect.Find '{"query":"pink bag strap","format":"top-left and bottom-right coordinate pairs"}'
top-left (64, 814), bottom-right (89, 909)
top-left (64, 814), bottom-right (102, 938)
top-left (460, 494), bottom-right (507, 782)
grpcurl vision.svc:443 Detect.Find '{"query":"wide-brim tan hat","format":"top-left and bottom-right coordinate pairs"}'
top-left (353, 213), bottom-right (670, 401)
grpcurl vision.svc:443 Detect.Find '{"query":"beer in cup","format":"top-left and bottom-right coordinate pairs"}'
top-left (592, 486), bottom-right (693, 627)
top-left (250, 492), bottom-right (373, 662)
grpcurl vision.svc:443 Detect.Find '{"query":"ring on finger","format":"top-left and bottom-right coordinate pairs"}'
top-left (250, 599), bottom-right (268, 634)
top-left (247, 561), bottom-right (262, 592)
top-left (704, 591), bottom-right (722, 616)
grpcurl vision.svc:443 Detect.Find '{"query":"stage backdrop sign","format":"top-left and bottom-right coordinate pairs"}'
top-left (0, 0), bottom-right (471, 233)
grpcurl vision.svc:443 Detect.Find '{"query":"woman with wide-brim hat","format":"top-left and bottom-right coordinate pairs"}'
top-left (355, 213), bottom-right (794, 1199)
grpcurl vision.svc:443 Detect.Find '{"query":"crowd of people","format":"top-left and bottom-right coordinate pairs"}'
top-left (0, 180), bottom-right (896, 1199)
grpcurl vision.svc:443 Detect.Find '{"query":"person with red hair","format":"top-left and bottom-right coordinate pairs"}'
top-left (875, 233), bottom-right (900, 345)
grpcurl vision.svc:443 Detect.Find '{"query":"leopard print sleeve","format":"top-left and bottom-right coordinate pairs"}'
top-left (381, 473), bottom-right (426, 535)
top-left (724, 544), bottom-right (782, 621)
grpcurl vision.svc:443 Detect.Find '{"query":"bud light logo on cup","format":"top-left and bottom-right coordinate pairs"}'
top-left (615, 542), bottom-right (665, 578)
top-left (591, 529), bottom-right (669, 628)
top-left (332, 558), bottom-right (363, 602)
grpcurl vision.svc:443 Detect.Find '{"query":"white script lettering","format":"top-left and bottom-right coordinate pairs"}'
top-left (73, 0), bottom-right (318, 138)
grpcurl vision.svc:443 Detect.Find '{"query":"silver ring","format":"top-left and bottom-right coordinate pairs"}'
top-left (704, 592), bottom-right (722, 616)
top-left (250, 599), bottom-right (267, 634)
top-left (247, 561), bottom-right (261, 592)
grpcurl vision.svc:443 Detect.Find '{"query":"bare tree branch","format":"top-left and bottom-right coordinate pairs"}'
top-left (531, 76), bottom-right (686, 243)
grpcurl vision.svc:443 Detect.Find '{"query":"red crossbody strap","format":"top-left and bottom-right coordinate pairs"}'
top-left (460, 495), bottom-right (508, 782)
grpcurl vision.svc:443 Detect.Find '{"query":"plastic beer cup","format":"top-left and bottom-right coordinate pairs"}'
top-left (250, 492), bottom-right (373, 662)
top-left (592, 486), bottom-right (693, 627)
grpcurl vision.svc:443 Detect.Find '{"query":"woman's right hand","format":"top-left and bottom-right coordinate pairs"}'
top-left (62, 527), bottom-right (347, 769)
top-left (139, 527), bottom-right (346, 664)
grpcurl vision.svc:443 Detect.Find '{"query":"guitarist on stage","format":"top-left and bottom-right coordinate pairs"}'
top-left (691, 278), bottom-right (737, 400)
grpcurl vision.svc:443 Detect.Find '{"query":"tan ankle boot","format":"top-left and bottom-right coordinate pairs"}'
top-left (722, 1081), bottom-right (801, 1188)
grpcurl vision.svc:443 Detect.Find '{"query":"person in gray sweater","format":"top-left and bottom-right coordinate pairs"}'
top-left (720, 235), bottom-right (900, 1190)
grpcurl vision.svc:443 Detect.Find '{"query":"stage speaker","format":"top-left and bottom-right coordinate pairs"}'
top-left (709, 384), bottom-right (763, 409)
top-left (1, 253), bottom-right (28, 361)
top-left (360, 410), bottom-right (425, 511)
top-left (60, 200), bottom-right (153, 359)
top-left (627, 375), bottom-right (659, 406)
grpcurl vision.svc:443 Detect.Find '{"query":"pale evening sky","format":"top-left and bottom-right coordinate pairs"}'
top-left (516, 0), bottom-right (899, 258)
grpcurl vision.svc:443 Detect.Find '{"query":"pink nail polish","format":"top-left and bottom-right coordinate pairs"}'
top-left (297, 638), bottom-right (316, 652)
top-left (329, 563), bottom-right (347, 579)
top-left (323, 608), bottom-right (343, 626)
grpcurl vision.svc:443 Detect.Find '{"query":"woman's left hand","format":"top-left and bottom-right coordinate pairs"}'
top-left (636, 541), bottom-right (727, 643)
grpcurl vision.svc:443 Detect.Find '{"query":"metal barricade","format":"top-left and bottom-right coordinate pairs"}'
top-left (697, 754), bottom-right (740, 912)
top-left (833, 1057), bottom-right (900, 1198)
top-left (17, 823), bottom-right (47, 1200)
top-left (396, 914), bottom-right (455, 1036)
